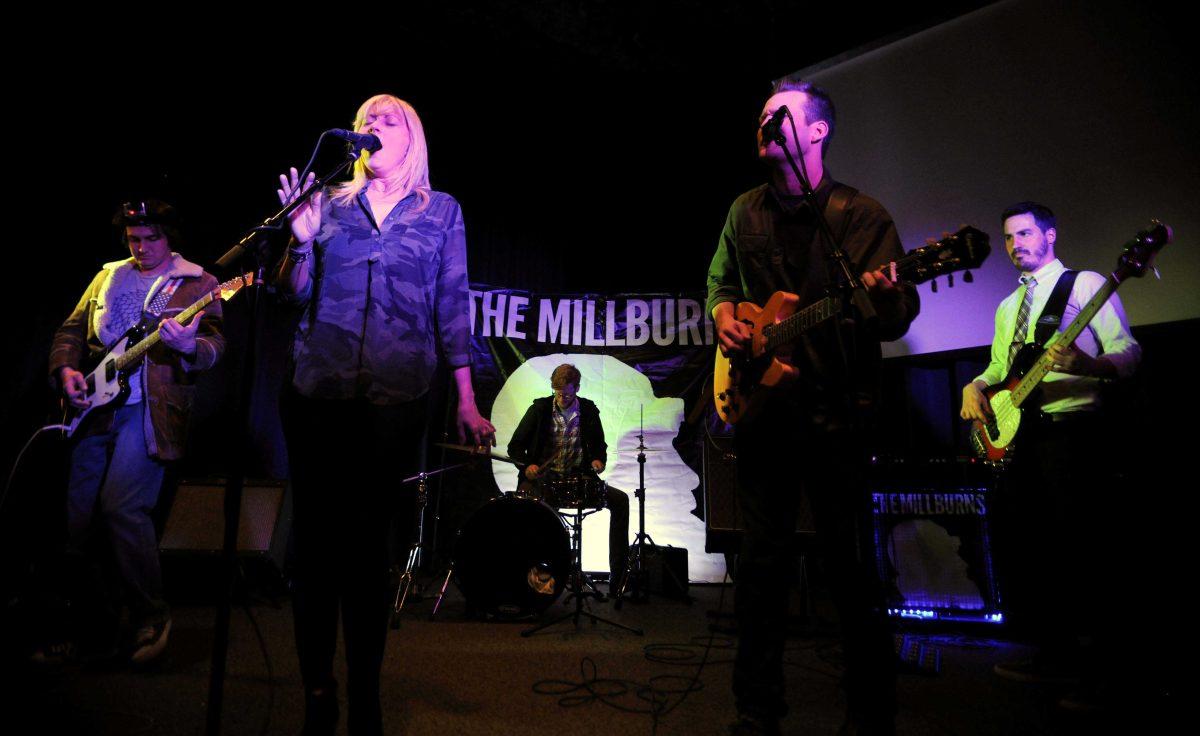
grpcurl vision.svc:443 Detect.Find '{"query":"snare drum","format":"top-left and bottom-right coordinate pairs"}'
top-left (454, 495), bottom-right (571, 617)
top-left (540, 472), bottom-right (608, 510)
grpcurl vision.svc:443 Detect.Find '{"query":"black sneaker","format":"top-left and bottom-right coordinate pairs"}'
top-left (130, 618), bottom-right (171, 665)
top-left (728, 713), bottom-right (781, 736)
top-left (1058, 687), bottom-right (1104, 714)
top-left (993, 656), bottom-right (1080, 685)
top-left (29, 640), bottom-right (75, 667)
top-left (302, 683), bottom-right (339, 736)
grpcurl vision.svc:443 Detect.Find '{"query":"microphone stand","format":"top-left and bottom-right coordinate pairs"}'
top-left (768, 115), bottom-right (876, 328)
top-left (766, 112), bottom-right (879, 443)
top-left (204, 147), bottom-right (359, 736)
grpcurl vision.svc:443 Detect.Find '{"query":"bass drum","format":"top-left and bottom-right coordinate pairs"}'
top-left (455, 495), bottom-right (571, 618)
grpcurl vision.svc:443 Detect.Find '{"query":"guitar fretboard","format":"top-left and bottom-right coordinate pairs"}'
top-left (115, 293), bottom-right (215, 371)
top-left (1010, 273), bottom-right (1120, 408)
top-left (763, 297), bottom-right (840, 349)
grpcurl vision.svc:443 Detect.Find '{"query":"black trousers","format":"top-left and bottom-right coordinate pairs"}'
top-left (993, 412), bottom-right (1115, 656)
top-left (732, 415), bottom-right (894, 728)
top-left (280, 389), bottom-right (427, 735)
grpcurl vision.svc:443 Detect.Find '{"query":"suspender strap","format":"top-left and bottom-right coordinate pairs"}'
top-left (1034, 270), bottom-right (1078, 347)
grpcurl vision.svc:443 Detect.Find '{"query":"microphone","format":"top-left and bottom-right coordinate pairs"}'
top-left (760, 105), bottom-right (789, 146)
top-left (327, 128), bottom-right (382, 153)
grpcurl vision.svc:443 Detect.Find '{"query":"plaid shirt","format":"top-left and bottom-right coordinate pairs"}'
top-left (546, 401), bottom-right (583, 473)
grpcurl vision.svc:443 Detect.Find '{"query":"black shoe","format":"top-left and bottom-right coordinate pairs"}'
top-left (29, 640), bottom-right (75, 668)
top-left (1058, 687), bottom-right (1104, 714)
top-left (839, 712), bottom-right (896, 736)
top-left (302, 684), bottom-right (339, 736)
top-left (993, 656), bottom-right (1080, 685)
top-left (728, 713), bottom-right (781, 736)
top-left (130, 618), bottom-right (171, 665)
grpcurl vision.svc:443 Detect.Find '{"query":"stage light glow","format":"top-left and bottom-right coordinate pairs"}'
top-left (490, 353), bottom-right (727, 581)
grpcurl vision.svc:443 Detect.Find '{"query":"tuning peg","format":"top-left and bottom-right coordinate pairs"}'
top-left (931, 279), bottom-right (938, 293)
top-left (963, 270), bottom-right (973, 283)
top-left (947, 274), bottom-right (955, 288)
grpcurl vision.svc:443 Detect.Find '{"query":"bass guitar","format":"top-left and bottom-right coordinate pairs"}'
top-left (969, 221), bottom-right (1171, 463)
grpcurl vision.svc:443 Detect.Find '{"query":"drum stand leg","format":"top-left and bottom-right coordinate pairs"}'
top-left (391, 542), bottom-right (421, 623)
top-left (390, 473), bottom-right (455, 626)
top-left (430, 563), bottom-right (455, 619)
top-left (522, 506), bottom-right (643, 638)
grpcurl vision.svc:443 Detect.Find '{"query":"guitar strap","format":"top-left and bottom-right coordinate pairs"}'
top-left (1033, 270), bottom-right (1078, 348)
top-left (823, 185), bottom-right (859, 254)
top-left (821, 184), bottom-right (877, 426)
top-left (136, 278), bottom-right (183, 333)
top-left (145, 278), bottom-right (182, 318)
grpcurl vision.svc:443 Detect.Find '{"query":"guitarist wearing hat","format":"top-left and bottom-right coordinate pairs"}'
top-left (960, 201), bottom-right (1141, 709)
top-left (44, 199), bottom-right (225, 665)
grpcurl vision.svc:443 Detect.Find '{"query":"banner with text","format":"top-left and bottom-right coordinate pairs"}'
top-left (467, 286), bottom-right (725, 582)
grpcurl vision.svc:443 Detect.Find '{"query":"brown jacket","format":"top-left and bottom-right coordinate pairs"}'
top-left (48, 254), bottom-right (225, 461)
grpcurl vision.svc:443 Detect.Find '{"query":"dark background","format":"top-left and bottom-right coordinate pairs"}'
top-left (6, 1), bottom-right (991, 480)
top-left (4, 2), bottom-right (1193, 617)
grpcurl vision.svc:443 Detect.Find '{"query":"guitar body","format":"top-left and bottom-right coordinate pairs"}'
top-left (713, 291), bottom-right (801, 425)
top-left (968, 344), bottom-right (1042, 463)
top-left (711, 226), bottom-right (992, 426)
top-left (62, 330), bottom-right (139, 438)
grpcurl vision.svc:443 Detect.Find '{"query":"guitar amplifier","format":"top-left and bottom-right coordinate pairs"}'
top-left (702, 436), bottom-right (816, 554)
top-left (160, 478), bottom-right (290, 569)
top-left (868, 457), bottom-right (1002, 624)
top-left (633, 543), bottom-right (690, 600)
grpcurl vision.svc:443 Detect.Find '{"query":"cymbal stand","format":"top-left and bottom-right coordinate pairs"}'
top-left (618, 406), bottom-right (692, 604)
top-left (391, 461), bottom-right (471, 626)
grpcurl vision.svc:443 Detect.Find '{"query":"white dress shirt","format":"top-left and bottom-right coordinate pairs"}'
top-left (973, 259), bottom-right (1141, 414)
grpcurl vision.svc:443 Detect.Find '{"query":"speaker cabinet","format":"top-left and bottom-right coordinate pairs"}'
top-left (160, 478), bottom-right (289, 568)
top-left (702, 436), bottom-right (816, 554)
top-left (868, 458), bottom-right (1001, 623)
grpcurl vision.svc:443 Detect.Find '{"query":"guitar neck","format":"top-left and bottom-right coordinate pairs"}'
top-left (1010, 273), bottom-right (1120, 407)
top-left (765, 296), bottom-right (840, 349)
top-left (115, 293), bottom-right (214, 371)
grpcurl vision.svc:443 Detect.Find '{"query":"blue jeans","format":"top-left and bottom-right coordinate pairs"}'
top-left (67, 403), bottom-right (168, 628)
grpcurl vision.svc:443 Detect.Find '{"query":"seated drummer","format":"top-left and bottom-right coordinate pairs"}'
top-left (508, 363), bottom-right (630, 593)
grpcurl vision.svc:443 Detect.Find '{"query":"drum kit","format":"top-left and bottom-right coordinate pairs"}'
top-left (390, 426), bottom-right (676, 635)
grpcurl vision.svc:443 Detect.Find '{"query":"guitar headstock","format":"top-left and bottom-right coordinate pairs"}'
top-left (1116, 221), bottom-right (1172, 280)
top-left (897, 226), bottom-right (991, 285)
top-left (216, 272), bottom-right (256, 301)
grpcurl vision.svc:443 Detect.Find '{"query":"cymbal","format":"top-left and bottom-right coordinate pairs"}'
top-left (613, 447), bottom-right (670, 453)
top-left (435, 442), bottom-right (518, 465)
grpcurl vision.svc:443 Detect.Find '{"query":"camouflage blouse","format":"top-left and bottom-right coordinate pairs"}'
top-left (286, 188), bottom-right (471, 404)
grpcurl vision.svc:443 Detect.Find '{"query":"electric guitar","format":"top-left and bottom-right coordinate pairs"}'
top-left (60, 272), bottom-right (254, 438)
top-left (969, 221), bottom-right (1171, 463)
top-left (714, 226), bottom-right (990, 425)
